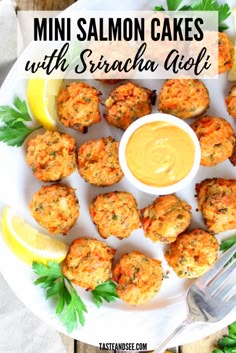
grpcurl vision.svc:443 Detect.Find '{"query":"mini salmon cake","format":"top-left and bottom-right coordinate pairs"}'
top-left (165, 229), bottom-right (218, 278)
top-left (196, 178), bottom-right (236, 233)
top-left (218, 32), bottom-right (234, 74)
top-left (62, 237), bottom-right (115, 290)
top-left (140, 194), bottom-right (191, 243)
top-left (57, 82), bottom-right (101, 133)
top-left (191, 116), bottom-right (235, 166)
top-left (98, 79), bottom-right (121, 84)
top-left (78, 136), bottom-right (123, 186)
top-left (26, 131), bottom-right (77, 182)
top-left (113, 250), bottom-right (162, 305)
top-left (104, 81), bottom-right (153, 130)
top-left (30, 184), bottom-right (79, 235)
top-left (158, 79), bottom-right (210, 119)
top-left (225, 85), bottom-right (236, 119)
top-left (229, 143), bottom-right (236, 166)
top-left (89, 191), bottom-right (140, 239)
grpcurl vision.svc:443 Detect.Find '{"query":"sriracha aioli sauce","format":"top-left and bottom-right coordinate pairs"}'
top-left (125, 121), bottom-right (195, 187)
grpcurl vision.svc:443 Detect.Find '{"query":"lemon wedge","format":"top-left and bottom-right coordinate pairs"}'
top-left (228, 8), bottom-right (236, 81)
top-left (27, 77), bottom-right (63, 131)
top-left (1, 207), bottom-right (69, 265)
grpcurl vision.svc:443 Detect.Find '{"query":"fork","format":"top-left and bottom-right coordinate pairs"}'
top-left (153, 243), bottom-right (236, 353)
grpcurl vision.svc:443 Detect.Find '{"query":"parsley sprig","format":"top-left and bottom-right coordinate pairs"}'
top-left (32, 261), bottom-right (119, 333)
top-left (154, 0), bottom-right (231, 32)
top-left (220, 236), bottom-right (236, 262)
top-left (0, 97), bottom-right (41, 146)
top-left (212, 322), bottom-right (236, 353)
top-left (32, 261), bottom-right (87, 333)
top-left (91, 280), bottom-right (119, 308)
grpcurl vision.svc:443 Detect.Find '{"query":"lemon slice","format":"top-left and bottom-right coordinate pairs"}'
top-left (27, 77), bottom-right (63, 131)
top-left (228, 8), bottom-right (236, 81)
top-left (1, 207), bottom-right (69, 265)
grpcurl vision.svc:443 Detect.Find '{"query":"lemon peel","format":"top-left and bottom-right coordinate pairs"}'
top-left (27, 77), bottom-right (63, 131)
top-left (1, 207), bottom-right (69, 265)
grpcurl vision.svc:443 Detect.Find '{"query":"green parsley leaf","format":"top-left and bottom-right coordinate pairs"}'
top-left (0, 97), bottom-right (31, 126)
top-left (153, 0), bottom-right (231, 31)
top-left (220, 237), bottom-right (236, 265)
top-left (219, 23), bottom-right (229, 32)
top-left (60, 281), bottom-right (87, 333)
top-left (153, 5), bottom-right (166, 11)
top-left (218, 337), bottom-right (236, 348)
top-left (33, 261), bottom-right (63, 279)
top-left (190, 0), bottom-right (231, 31)
top-left (167, 0), bottom-right (183, 10)
top-left (212, 322), bottom-right (236, 353)
top-left (32, 261), bottom-right (87, 333)
top-left (229, 322), bottom-right (236, 340)
top-left (0, 106), bottom-right (25, 126)
top-left (220, 236), bottom-right (236, 252)
top-left (0, 123), bottom-right (41, 147)
top-left (13, 97), bottom-right (31, 120)
top-left (178, 5), bottom-right (193, 10)
top-left (91, 280), bottom-right (119, 308)
top-left (0, 97), bottom-right (41, 146)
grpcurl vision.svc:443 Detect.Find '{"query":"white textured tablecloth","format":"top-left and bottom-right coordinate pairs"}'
top-left (0, 1), bottom-right (67, 352)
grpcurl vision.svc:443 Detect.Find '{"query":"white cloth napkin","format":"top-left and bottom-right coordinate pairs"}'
top-left (0, 1), bottom-right (67, 352)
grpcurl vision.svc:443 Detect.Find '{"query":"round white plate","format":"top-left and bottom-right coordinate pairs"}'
top-left (0, 0), bottom-right (236, 349)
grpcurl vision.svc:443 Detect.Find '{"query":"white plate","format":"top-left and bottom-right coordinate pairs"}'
top-left (0, 0), bottom-right (236, 349)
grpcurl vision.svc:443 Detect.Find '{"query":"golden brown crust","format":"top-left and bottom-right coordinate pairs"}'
top-left (196, 178), bottom-right (236, 233)
top-left (229, 143), bottom-right (236, 166)
top-left (191, 116), bottom-right (235, 166)
top-left (104, 81), bottom-right (152, 130)
top-left (165, 229), bottom-right (218, 278)
top-left (218, 32), bottom-right (234, 74)
top-left (158, 79), bottom-right (210, 119)
top-left (89, 191), bottom-right (140, 239)
top-left (62, 237), bottom-right (115, 290)
top-left (140, 194), bottom-right (191, 243)
top-left (113, 250), bottom-right (162, 305)
top-left (30, 184), bottom-right (79, 235)
top-left (225, 85), bottom-right (236, 119)
top-left (26, 131), bottom-right (77, 182)
top-left (57, 82), bottom-right (101, 133)
top-left (78, 136), bottom-right (124, 186)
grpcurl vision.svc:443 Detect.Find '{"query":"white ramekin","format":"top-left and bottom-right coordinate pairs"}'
top-left (119, 113), bottom-right (201, 195)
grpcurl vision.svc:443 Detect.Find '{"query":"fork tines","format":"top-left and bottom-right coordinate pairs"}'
top-left (196, 244), bottom-right (236, 287)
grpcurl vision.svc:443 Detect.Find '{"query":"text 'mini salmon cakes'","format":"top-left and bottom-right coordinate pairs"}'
top-left (113, 250), bottom-right (163, 305)
top-left (89, 191), bottom-right (140, 240)
top-left (225, 85), bottom-right (236, 119)
top-left (26, 131), bottom-right (77, 182)
top-left (158, 79), bottom-right (210, 119)
top-left (141, 194), bottom-right (191, 243)
top-left (62, 237), bottom-right (116, 290)
top-left (30, 184), bottom-right (79, 235)
top-left (57, 81), bottom-right (101, 133)
top-left (165, 229), bottom-right (218, 279)
top-left (196, 178), bottom-right (236, 234)
top-left (78, 136), bottom-right (124, 186)
top-left (104, 81), bottom-right (153, 130)
top-left (191, 116), bottom-right (235, 166)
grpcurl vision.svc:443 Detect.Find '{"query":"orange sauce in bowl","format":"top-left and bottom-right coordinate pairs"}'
top-left (125, 121), bottom-right (195, 187)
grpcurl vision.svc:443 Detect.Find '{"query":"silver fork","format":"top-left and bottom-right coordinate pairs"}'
top-left (153, 243), bottom-right (236, 353)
